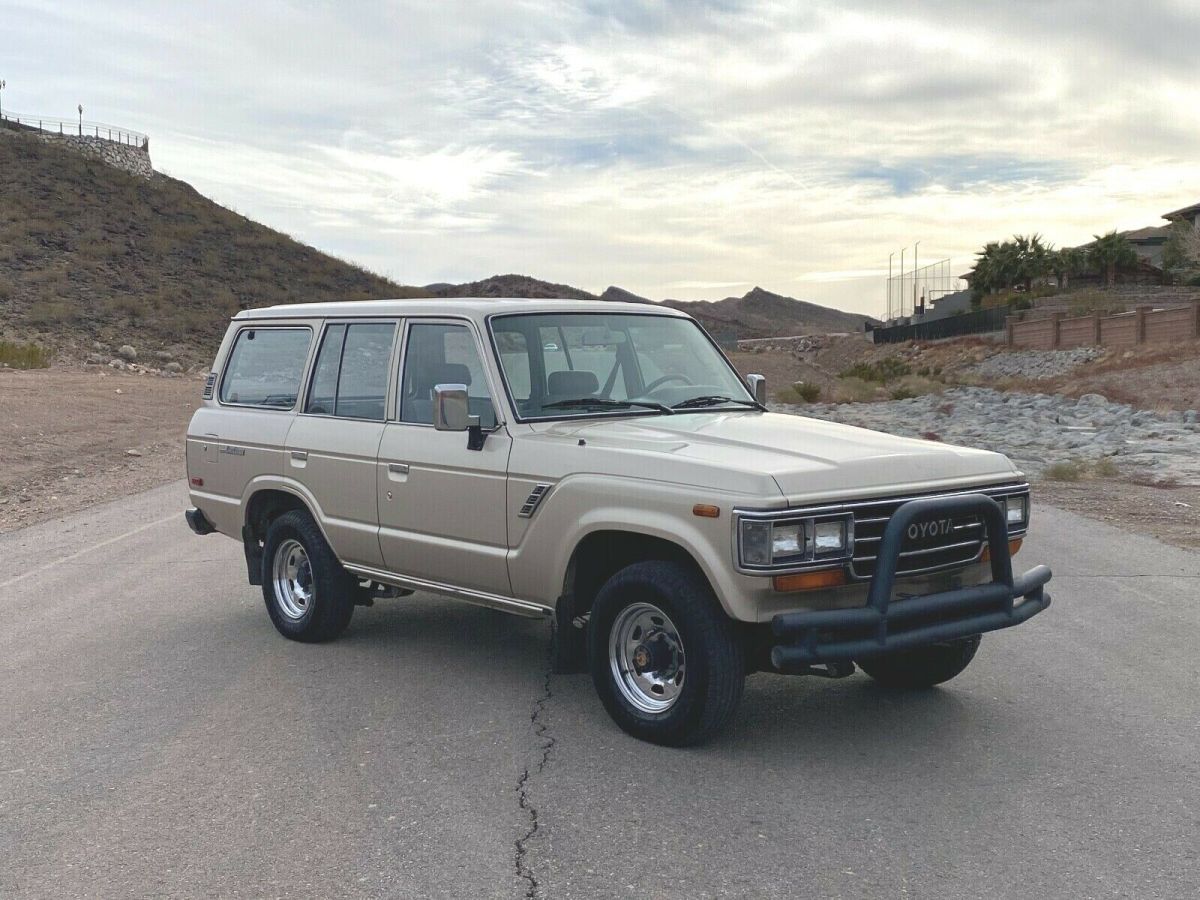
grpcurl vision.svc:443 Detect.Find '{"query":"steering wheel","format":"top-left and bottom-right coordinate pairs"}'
top-left (643, 373), bottom-right (695, 393)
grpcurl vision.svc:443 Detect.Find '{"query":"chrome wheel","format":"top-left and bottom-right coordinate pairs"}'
top-left (272, 539), bottom-right (313, 620)
top-left (609, 602), bottom-right (686, 714)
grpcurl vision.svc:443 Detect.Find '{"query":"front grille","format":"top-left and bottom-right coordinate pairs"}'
top-left (847, 485), bottom-right (1027, 580)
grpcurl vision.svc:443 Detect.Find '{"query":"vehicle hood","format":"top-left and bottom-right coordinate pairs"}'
top-left (529, 411), bottom-right (1020, 504)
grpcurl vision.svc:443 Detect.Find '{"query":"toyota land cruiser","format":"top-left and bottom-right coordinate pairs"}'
top-left (185, 299), bottom-right (1051, 745)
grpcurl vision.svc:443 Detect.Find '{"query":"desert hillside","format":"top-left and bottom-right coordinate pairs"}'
top-left (663, 287), bottom-right (877, 338)
top-left (1, 127), bottom-right (872, 364)
top-left (0, 128), bottom-right (425, 362)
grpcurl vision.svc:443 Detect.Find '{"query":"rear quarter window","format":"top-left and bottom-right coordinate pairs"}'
top-left (219, 327), bottom-right (312, 408)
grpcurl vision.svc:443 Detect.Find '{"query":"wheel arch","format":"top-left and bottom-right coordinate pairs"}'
top-left (240, 481), bottom-right (329, 585)
top-left (559, 529), bottom-right (711, 628)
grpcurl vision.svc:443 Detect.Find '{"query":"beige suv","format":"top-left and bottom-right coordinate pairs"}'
top-left (186, 298), bottom-right (1051, 745)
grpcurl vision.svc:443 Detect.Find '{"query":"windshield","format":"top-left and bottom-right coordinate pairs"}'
top-left (489, 312), bottom-right (755, 419)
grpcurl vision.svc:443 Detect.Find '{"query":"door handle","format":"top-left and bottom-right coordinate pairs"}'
top-left (388, 463), bottom-right (409, 475)
top-left (291, 450), bottom-right (308, 461)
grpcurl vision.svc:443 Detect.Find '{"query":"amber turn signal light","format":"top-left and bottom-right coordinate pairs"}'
top-left (692, 504), bottom-right (720, 518)
top-left (772, 569), bottom-right (847, 592)
top-left (981, 538), bottom-right (1023, 562)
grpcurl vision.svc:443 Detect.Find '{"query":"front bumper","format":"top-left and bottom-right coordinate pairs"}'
top-left (770, 494), bottom-right (1051, 671)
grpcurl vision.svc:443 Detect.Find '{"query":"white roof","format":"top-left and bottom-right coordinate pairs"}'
top-left (235, 297), bottom-right (689, 321)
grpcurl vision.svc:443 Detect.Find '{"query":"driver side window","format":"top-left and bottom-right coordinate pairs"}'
top-left (399, 323), bottom-right (497, 427)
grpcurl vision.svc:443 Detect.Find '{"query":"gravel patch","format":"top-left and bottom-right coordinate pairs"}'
top-left (776, 387), bottom-right (1200, 484)
top-left (971, 347), bottom-right (1104, 380)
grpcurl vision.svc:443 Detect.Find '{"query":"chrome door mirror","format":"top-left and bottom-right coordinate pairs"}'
top-left (746, 373), bottom-right (767, 405)
top-left (433, 384), bottom-right (470, 431)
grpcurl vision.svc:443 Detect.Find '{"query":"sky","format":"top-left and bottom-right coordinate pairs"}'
top-left (4, 0), bottom-right (1198, 317)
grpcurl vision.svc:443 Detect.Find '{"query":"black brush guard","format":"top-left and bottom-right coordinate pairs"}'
top-left (771, 494), bottom-right (1051, 671)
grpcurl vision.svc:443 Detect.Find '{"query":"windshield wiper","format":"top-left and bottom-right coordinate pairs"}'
top-left (542, 397), bottom-right (673, 414)
top-left (671, 394), bottom-right (764, 411)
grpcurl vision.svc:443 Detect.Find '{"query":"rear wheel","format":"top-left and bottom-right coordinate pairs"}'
top-left (589, 561), bottom-right (744, 746)
top-left (858, 635), bottom-right (981, 689)
top-left (261, 510), bottom-right (356, 642)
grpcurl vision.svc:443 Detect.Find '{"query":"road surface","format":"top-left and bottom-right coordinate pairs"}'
top-left (2, 481), bottom-right (1198, 898)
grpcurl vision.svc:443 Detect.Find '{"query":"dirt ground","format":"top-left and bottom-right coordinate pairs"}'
top-left (0, 366), bottom-right (197, 532)
top-left (731, 334), bottom-right (1200, 412)
top-left (3, 363), bottom-right (1199, 552)
top-left (1041, 342), bottom-right (1200, 412)
top-left (1035, 478), bottom-right (1200, 552)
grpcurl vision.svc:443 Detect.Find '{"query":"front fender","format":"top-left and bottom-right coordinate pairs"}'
top-left (507, 473), bottom-right (776, 621)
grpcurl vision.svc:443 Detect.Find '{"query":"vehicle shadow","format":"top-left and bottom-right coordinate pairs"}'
top-left (335, 594), bottom-right (1019, 767)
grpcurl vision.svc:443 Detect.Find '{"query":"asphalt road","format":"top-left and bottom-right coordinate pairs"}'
top-left (2, 482), bottom-right (1198, 899)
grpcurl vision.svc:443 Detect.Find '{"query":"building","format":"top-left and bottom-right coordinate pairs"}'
top-left (1121, 225), bottom-right (1172, 267)
top-left (1164, 201), bottom-right (1200, 229)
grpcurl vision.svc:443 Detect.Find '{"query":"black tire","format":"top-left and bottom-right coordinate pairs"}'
top-left (261, 509), bottom-right (356, 642)
top-left (858, 635), bottom-right (982, 689)
top-left (589, 561), bottom-right (744, 746)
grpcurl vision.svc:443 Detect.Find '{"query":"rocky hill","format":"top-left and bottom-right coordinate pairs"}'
top-left (428, 278), bottom-right (870, 338)
top-left (663, 287), bottom-right (877, 338)
top-left (1, 125), bottom-right (872, 364)
top-left (424, 274), bottom-right (597, 301)
top-left (0, 127), bottom-right (426, 363)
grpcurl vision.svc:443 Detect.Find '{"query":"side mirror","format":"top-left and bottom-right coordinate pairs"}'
top-left (434, 384), bottom-right (470, 431)
top-left (434, 384), bottom-right (487, 451)
top-left (746, 373), bottom-right (767, 405)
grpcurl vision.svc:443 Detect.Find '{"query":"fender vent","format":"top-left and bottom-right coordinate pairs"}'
top-left (518, 483), bottom-right (551, 518)
top-left (202, 372), bottom-right (217, 400)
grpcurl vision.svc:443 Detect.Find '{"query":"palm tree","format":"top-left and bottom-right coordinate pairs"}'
top-left (1050, 246), bottom-right (1087, 290)
top-left (1088, 231), bottom-right (1137, 287)
top-left (1012, 233), bottom-right (1052, 293)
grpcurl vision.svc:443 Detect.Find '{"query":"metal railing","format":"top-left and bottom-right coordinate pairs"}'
top-left (0, 111), bottom-right (147, 148)
top-left (871, 306), bottom-right (1010, 344)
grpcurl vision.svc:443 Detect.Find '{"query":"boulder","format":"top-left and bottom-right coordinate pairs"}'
top-left (117, 345), bottom-right (138, 361)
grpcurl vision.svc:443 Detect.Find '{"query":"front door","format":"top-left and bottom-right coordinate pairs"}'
top-left (376, 320), bottom-right (512, 595)
top-left (285, 320), bottom-right (398, 569)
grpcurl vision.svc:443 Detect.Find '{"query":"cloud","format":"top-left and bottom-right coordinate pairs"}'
top-left (5, 0), bottom-right (1198, 316)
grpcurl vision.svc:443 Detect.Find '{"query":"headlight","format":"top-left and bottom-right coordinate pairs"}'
top-left (1002, 494), bottom-right (1028, 528)
top-left (771, 522), bottom-right (805, 559)
top-left (813, 519), bottom-right (849, 556)
top-left (738, 514), bottom-right (853, 570)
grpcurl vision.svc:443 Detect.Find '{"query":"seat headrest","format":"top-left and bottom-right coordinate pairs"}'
top-left (547, 370), bottom-right (599, 397)
top-left (429, 362), bottom-right (472, 389)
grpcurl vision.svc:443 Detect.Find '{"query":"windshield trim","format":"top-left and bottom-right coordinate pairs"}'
top-left (484, 310), bottom-right (754, 423)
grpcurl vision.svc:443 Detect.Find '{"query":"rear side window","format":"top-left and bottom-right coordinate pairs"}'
top-left (219, 327), bottom-right (311, 408)
top-left (304, 322), bottom-right (396, 420)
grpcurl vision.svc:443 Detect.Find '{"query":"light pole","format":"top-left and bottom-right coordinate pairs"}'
top-left (913, 240), bottom-right (921, 313)
top-left (0, 80), bottom-right (6, 120)
top-left (887, 251), bottom-right (894, 320)
top-left (899, 248), bottom-right (906, 317)
top-left (78, 104), bottom-right (83, 135)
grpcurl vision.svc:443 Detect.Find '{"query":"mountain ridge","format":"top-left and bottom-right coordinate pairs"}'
top-left (1, 127), bottom-right (873, 364)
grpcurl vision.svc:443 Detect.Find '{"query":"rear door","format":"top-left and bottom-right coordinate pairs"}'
top-left (285, 319), bottom-right (399, 568)
top-left (376, 319), bottom-right (512, 594)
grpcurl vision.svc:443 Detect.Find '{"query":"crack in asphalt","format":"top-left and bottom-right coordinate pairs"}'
top-left (514, 635), bottom-right (556, 900)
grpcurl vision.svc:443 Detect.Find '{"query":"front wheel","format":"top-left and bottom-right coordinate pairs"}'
top-left (857, 635), bottom-right (981, 689)
top-left (589, 561), bottom-right (744, 746)
top-left (261, 510), bottom-right (356, 642)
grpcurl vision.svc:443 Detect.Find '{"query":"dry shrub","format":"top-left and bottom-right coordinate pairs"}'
top-left (832, 376), bottom-right (880, 404)
top-left (0, 340), bottom-right (51, 368)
